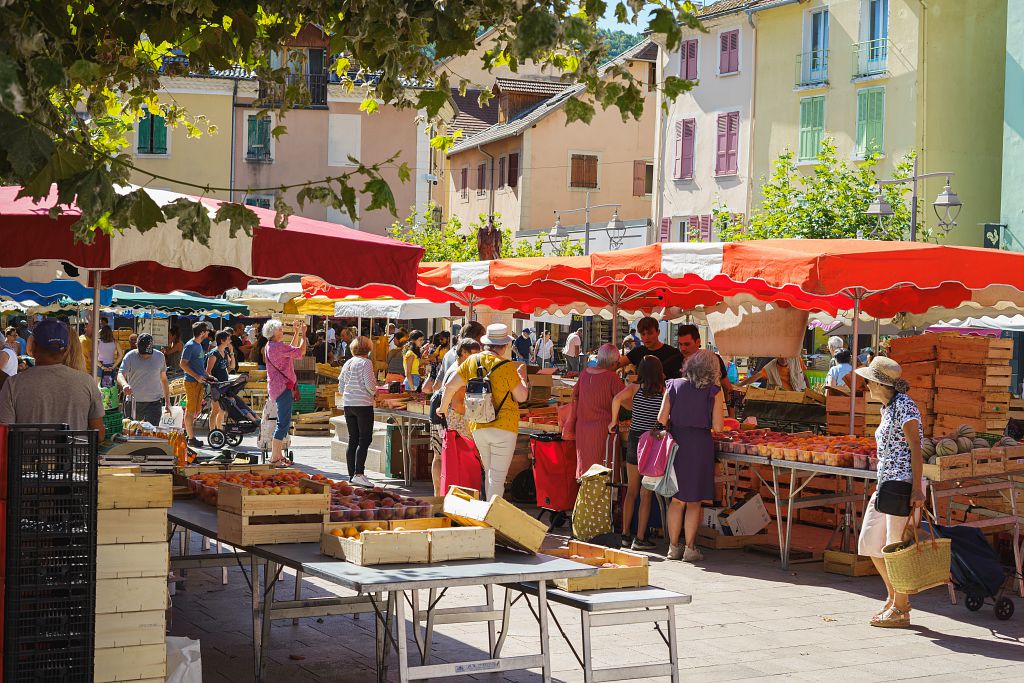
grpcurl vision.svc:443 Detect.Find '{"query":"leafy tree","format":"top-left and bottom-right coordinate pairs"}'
top-left (0, 1), bottom-right (702, 243)
top-left (713, 138), bottom-right (922, 242)
top-left (389, 203), bottom-right (583, 262)
top-left (598, 29), bottom-right (643, 59)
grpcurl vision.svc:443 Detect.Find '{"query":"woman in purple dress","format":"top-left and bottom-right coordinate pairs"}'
top-left (658, 349), bottom-right (725, 562)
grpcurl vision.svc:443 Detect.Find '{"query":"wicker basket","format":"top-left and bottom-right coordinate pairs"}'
top-left (882, 515), bottom-right (951, 594)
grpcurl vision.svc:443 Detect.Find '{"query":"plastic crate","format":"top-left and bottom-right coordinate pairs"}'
top-left (4, 641), bottom-right (94, 683)
top-left (5, 533), bottom-right (96, 588)
top-left (5, 428), bottom-right (97, 485)
top-left (102, 409), bottom-right (123, 436)
top-left (294, 383), bottom-right (316, 413)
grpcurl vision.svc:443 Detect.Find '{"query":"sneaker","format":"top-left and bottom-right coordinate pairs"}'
top-left (620, 534), bottom-right (634, 548)
top-left (188, 438), bottom-right (203, 448)
top-left (682, 546), bottom-right (704, 563)
top-left (667, 543), bottom-right (685, 561)
top-left (351, 474), bottom-right (373, 488)
top-left (631, 537), bottom-right (657, 551)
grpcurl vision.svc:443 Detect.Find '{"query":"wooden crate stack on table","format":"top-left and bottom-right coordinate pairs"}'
top-left (888, 334), bottom-right (947, 437)
top-left (824, 395), bottom-right (878, 436)
top-left (932, 336), bottom-right (1014, 436)
top-left (95, 468), bottom-right (173, 683)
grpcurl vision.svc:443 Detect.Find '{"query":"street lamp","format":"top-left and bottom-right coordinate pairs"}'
top-left (865, 157), bottom-right (962, 241)
top-left (549, 191), bottom-right (624, 254)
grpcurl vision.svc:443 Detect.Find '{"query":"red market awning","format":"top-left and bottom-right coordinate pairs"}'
top-left (0, 186), bottom-right (423, 296)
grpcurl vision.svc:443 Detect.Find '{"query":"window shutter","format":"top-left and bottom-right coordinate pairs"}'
top-left (699, 215), bottom-right (712, 241)
top-left (633, 160), bottom-right (647, 196)
top-left (728, 31), bottom-right (739, 73)
top-left (246, 116), bottom-right (257, 156)
top-left (137, 112), bottom-right (152, 153)
top-left (498, 157), bottom-right (506, 188)
top-left (868, 89), bottom-right (884, 154)
top-left (508, 153), bottom-right (519, 188)
top-left (726, 112), bottom-right (739, 174)
top-left (674, 121), bottom-right (684, 179)
top-left (719, 33), bottom-right (730, 74)
top-left (260, 118), bottom-right (271, 157)
top-left (715, 114), bottom-right (728, 174)
top-left (687, 216), bottom-right (700, 242)
top-left (659, 217), bottom-right (671, 242)
top-left (681, 119), bottom-right (695, 179)
top-left (681, 39), bottom-right (698, 80)
top-left (460, 168), bottom-right (468, 198)
top-left (571, 154), bottom-right (582, 187)
top-left (477, 163), bottom-right (486, 193)
top-left (152, 115), bottom-right (167, 154)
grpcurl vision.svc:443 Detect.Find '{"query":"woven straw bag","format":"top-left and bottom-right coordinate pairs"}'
top-left (882, 510), bottom-right (951, 594)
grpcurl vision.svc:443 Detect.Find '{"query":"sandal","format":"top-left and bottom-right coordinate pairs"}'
top-left (872, 600), bottom-right (895, 621)
top-left (268, 458), bottom-right (292, 468)
top-left (870, 606), bottom-right (911, 628)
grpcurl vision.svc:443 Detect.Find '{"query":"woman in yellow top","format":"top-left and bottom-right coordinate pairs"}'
top-left (402, 330), bottom-right (425, 392)
top-left (437, 323), bottom-right (529, 499)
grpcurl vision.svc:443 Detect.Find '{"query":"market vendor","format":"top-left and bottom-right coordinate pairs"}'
top-left (618, 316), bottom-right (683, 379)
top-left (676, 324), bottom-right (735, 416)
top-left (0, 318), bottom-right (105, 437)
top-left (738, 356), bottom-right (808, 392)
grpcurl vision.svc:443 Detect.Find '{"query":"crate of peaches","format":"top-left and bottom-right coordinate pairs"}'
top-left (188, 470), bottom-right (332, 509)
top-left (327, 480), bottom-right (433, 523)
top-left (714, 431), bottom-right (877, 470)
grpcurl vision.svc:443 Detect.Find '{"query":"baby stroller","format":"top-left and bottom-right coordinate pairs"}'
top-left (207, 375), bottom-right (260, 449)
top-left (928, 519), bottom-right (1018, 620)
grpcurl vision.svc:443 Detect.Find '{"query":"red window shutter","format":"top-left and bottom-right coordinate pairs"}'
top-left (681, 119), bottom-right (695, 179)
top-left (728, 31), bottom-right (739, 73)
top-left (715, 114), bottom-right (728, 174)
top-left (699, 214), bottom-right (712, 241)
top-left (674, 121), bottom-right (684, 179)
top-left (659, 217), bottom-right (671, 243)
top-left (726, 112), bottom-right (739, 174)
top-left (508, 153), bottom-right (519, 188)
top-left (632, 160), bottom-right (647, 196)
top-left (687, 216), bottom-right (700, 242)
top-left (587, 156), bottom-right (598, 188)
top-left (719, 33), bottom-right (730, 74)
top-left (498, 157), bottom-right (506, 188)
top-left (681, 39), bottom-right (698, 80)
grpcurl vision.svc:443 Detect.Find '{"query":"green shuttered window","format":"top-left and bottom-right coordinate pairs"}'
top-left (246, 116), bottom-right (272, 160)
top-left (855, 87), bottom-right (885, 157)
top-left (798, 96), bottom-right (825, 161)
top-left (137, 110), bottom-right (167, 155)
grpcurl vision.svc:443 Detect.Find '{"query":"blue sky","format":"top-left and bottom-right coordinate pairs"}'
top-left (597, 3), bottom-right (646, 33)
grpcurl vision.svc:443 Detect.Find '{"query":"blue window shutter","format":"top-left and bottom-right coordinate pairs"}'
top-left (137, 112), bottom-right (152, 153)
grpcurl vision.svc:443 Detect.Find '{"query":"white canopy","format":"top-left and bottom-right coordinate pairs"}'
top-left (333, 299), bottom-right (461, 320)
top-left (224, 282), bottom-right (302, 316)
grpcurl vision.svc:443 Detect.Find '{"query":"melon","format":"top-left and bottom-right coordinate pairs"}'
top-left (957, 424), bottom-right (977, 440)
top-left (921, 439), bottom-right (936, 458)
top-left (926, 455), bottom-right (937, 465)
top-left (935, 439), bottom-right (959, 456)
top-left (973, 438), bottom-right (990, 450)
top-left (956, 436), bottom-right (974, 454)
top-left (997, 436), bottom-right (1020, 447)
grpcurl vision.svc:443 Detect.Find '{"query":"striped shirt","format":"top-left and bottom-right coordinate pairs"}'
top-left (340, 356), bottom-right (377, 407)
top-left (629, 387), bottom-right (663, 433)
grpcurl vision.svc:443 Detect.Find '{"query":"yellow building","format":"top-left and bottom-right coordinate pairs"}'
top-left (127, 75), bottom-right (236, 200)
top-left (750, 0), bottom-right (1006, 245)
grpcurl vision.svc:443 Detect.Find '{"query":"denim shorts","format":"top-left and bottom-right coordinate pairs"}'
top-left (624, 430), bottom-right (642, 466)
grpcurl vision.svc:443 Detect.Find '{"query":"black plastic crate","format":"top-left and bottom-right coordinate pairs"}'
top-left (5, 534), bottom-right (95, 587)
top-left (6, 428), bottom-right (97, 486)
top-left (5, 587), bottom-right (95, 641)
top-left (4, 641), bottom-right (95, 682)
top-left (7, 486), bottom-right (95, 534)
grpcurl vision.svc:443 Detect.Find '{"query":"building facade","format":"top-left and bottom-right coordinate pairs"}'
top-left (749, 0), bottom-right (1006, 246)
top-left (445, 41), bottom-right (658, 252)
top-left (1000, 0), bottom-right (1024, 252)
top-left (653, 1), bottom-right (756, 243)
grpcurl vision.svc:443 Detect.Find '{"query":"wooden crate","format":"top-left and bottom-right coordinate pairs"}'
top-left (888, 335), bottom-right (941, 363)
top-left (937, 337), bottom-right (1013, 364)
top-left (934, 396), bottom-right (1011, 420)
top-left (218, 509), bottom-right (328, 546)
top-left (386, 516), bottom-right (452, 531)
top-left (1005, 445), bottom-right (1024, 472)
top-left (95, 610), bottom-right (166, 649)
top-left (97, 542), bottom-right (169, 580)
top-left (900, 361), bottom-right (938, 388)
top-left (744, 386), bottom-right (777, 402)
top-left (826, 396), bottom-right (866, 414)
top-left (972, 448), bottom-right (1006, 476)
top-left (320, 529), bottom-right (430, 565)
top-left (696, 526), bottom-right (768, 550)
top-left (546, 541), bottom-right (648, 592)
top-left (96, 577), bottom-right (169, 614)
top-left (823, 550), bottom-right (878, 577)
top-left (935, 362), bottom-right (1012, 386)
top-left (98, 472), bottom-right (172, 509)
top-left (94, 643), bottom-right (166, 683)
top-left (428, 526), bottom-right (496, 562)
top-left (217, 480), bottom-right (329, 516)
top-left (922, 454), bottom-right (973, 482)
top-left (935, 414), bottom-right (1008, 434)
top-left (443, 486), bottom-right (549, 554)
top-left (98, 508), bottom-right (167, 545)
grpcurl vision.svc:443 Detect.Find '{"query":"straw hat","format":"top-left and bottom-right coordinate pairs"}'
top-left (481, 323), bottom-right (514, 346)
top-left (854, 356), bottom-right (909, 393)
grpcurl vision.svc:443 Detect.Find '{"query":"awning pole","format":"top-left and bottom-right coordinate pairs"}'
top-left (324, 317), bottom-right (329, 364)
top-left (848, 291), bottom-right (863, 436)
top-left (610, 286), bottom-right (620, 346)
top-left (91, 271), bottom-right (101, 381)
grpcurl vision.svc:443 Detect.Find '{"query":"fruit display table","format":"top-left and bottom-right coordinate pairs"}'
top-left (166, 499), bottom-right (598, 683)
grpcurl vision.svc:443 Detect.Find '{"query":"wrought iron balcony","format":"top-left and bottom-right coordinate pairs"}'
top-left (258, 72), bottom-right (328, 106)
top-left (795, 49), bottom-right (829, 88)
top-left (853, 38), bottom-right (889, 78)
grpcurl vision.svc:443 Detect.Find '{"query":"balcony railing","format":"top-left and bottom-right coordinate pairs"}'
top-left (258, 72), bottom-right (328, 106)
top-left (795, 49), bottom-right (829, 87)
top-left (853, 38), bottom-right (889, 78)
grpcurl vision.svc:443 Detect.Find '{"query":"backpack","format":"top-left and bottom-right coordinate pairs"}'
top-left (463, 355), bottom-right (511, 425)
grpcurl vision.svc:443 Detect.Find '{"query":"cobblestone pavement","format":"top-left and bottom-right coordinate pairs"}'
top-left (170, 434), bottom-right (1024, 682)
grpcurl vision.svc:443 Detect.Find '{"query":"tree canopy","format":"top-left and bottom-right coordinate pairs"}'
top-left (0, 1), bottom-right (702, 243)
top-left (712, 138), bottom-right (919, 242)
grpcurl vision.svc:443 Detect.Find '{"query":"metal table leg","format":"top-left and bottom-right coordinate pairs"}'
top-left (485, 584), bottom-right (496, 655)
top-left (581, 611), bottom-right (593, 683)
top-left (395, 590), bottom-right (411, 683)
top-left (292, 571), bottom-right (302, 624)
top-left (667, 604), bottom-right (679, 683)
top-left (539, 585), bottom-right (552, 683)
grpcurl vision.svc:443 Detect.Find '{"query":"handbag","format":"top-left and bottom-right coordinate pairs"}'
top-left (637, 428), bottom-right (674, 477)
top-left (642, 440), bottom-right (679, 498)
top-left (882, 509), bottom-right (952, 594)
top-left (875, 480), bottom-right (913, 517)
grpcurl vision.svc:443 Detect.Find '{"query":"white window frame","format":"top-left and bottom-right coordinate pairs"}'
top-left (134, 107), bottom-right (171, 159)
top-left (716, 28), bottom-right (741, 77)
top-left (327, 113), bottom-right (362, 168)
top-left (567, 149), bottom-right (602, 192)
top-left (859, 0), bottom-right (889, 44)
top-left (244, 111), bottom-right (276, 163)
top-left (644, 160), bottom-right (655, 196)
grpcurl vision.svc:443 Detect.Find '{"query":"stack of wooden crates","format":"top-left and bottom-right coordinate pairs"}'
top-left (889, 334), bottom-right (1014, 437)
top-left (825, 395), bottom-right (882, 436)
top-left (95, 469), bottom-right (172, 683)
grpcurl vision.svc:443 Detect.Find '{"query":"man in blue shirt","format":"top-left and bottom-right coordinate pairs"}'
top-left (179, 321), bottom-right (212, 447)
top-left (512, 328), bottom-right (534, 363)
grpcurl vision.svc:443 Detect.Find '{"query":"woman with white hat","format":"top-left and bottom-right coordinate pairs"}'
top-left (437, 323), bottom-right (529, 499)
top-left (855, 355), bottom-right (925, 629)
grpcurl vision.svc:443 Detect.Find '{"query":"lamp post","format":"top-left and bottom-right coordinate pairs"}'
top-left (549, 191), bottom-right (625, 254)
top-left (864, 157), bottom-right (962, 241)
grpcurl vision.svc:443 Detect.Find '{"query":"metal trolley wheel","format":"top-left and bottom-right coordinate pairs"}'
top-left (964, 594), bottom-right (985, 612)
top-left (207, 429), bottom-right (227, 450)
top-left (995, 597), bottom-right (1015, 621)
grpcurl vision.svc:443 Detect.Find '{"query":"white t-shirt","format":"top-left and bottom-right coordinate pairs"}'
top-left (97, 340), bottom-right (118, 365)
top-left (536, 338), bottom-right (554, 360)
top-left (563, 332), bottom-right (581, 358)
top-left (1, 347), bottom-right (18, 376)
top-left (326, 327), bottom-right (337, 344)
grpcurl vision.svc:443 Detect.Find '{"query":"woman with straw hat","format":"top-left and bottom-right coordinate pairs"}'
top-left (855, 355), bottom-right (925, 629)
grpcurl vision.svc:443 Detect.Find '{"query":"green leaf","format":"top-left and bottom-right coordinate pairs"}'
top-left (416, 89), bottom-right (449, 119)
top-left (126, 189), bottom-right (165, 233)
top-left (162, 197), bottom-right (213, 245)
top-left (214, 202), bottom-right (260, 238)
top-left (359, 98), bottom-right (379, 115)
top-left (563, 97), bottom-right (595, 124)
top-left (22, 147), bottom-right (90, 198)
top-left (273, 194), bottom-right (294, 229)
top-left (363, 177), bottom-right (395, 214)
top-left (68, 59), bottom-right (103, 83)
top-left (397, 161), bottom-right (411, 183)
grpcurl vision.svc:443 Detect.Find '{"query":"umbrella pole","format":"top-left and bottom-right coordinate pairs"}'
top-left (848, 291), bottom-right (863, 436)
top-left (324, 317), bottom-right (329, 364)
top-left (611, 286), bottom-right (620, 346)
top-left (91, 271), bottom-right (101, 381)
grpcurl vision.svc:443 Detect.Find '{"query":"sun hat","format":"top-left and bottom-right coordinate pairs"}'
top-left (481, 323), bottom-right (515, 346)
top-left (854, 356), bottom-right (909, 393)
top-left (32, 318), bottom-right (69, 353)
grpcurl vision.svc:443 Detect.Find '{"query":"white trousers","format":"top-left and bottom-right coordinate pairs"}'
top-left (471, 427), bottom-right (518, 499)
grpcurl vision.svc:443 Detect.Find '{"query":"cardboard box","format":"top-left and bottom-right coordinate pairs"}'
top-left (719, 495), bottom-right (771, 536)
top-left (702, 507), bottom-right (727, 532)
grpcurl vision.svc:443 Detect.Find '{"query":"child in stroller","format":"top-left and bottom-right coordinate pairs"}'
top-left (207, 374), bottom-right (260, 449)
